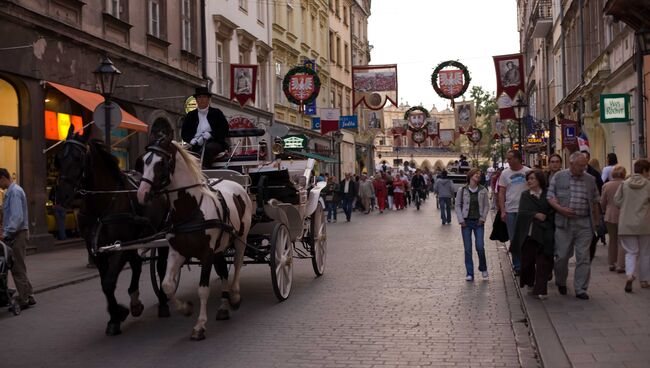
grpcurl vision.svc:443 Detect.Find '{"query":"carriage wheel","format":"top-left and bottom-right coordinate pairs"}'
top-left (310, 203), bottom-right (327, 277)
top-left (270, 223), bottom-right (293, 301)
top-left (149, 247), bottom-right (179, 299)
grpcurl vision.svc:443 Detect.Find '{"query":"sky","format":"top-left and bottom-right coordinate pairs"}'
top-left (367, 0), bottom-right (520, 111)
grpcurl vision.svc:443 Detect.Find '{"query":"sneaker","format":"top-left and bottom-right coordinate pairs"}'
top-left (465, 275), bottom-right (474, 281)
top-left (481, 271), bottom-right (489, 279)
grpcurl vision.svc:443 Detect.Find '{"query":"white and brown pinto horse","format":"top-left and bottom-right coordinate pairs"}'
top-left (137, 139), bottom-right (252, 340)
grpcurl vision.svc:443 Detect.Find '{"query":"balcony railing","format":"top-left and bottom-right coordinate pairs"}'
top-left (530, 0), bottom-right (552, 38)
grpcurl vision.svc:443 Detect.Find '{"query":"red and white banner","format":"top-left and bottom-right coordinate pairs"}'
top-left (352, 64), bottom-right (398, 110)
top-left (320, 108), bottom-right (341, 135)
top-left (230, 64), bottom-right (257, 107)
top-left (493, 54), bottom-right (525, 120)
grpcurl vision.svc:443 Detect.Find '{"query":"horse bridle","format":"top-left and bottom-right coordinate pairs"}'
top-left (141, 142), bottom-right (176, 190)
top-left (57, 139), bottom-right (89, 196)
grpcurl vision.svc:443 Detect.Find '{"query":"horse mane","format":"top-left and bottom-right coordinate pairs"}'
top-left (88, 139), bottom-right (124, 179)
top-left (171, 141), bottom-right (206, 183)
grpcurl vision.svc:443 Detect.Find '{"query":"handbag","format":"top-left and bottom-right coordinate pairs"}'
top-left (489, 210), bottom-right (510, 242)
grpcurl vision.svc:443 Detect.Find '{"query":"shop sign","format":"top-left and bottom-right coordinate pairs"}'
top-left (282, 134), bottom-right (309, 150)
top-left (184, 96), bottom-right (197, 113)
top-left (600, 94), bottom-right (630, 123)
top-left (44, 110), bottom-right (83, 141)
top-left (527, 137), bottom-right (543, 144)
top-left (339, 115), bottom-right (358, 129)
top-left (311, 117), bottom-right (321, 130)
top-left (228, 115), bottom-right (255, 129)
top-left (561, 119), bottom-right (578, 150)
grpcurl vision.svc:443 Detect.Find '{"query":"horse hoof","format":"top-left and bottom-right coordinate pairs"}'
top-left (181, 301), bottom-right (194, 316)
top-left (215, 309), bottom-right (230, 321)
top-left (130, 302), bottom-right (144, 317)
top-left (229, 296), bottom-right (242, 311)
top-left (158, 304), bottom-right (170, 318)
top-left (105, 322), bottom-right (122, 336)
top-left (116, 304), bottom-right (129, 322)
top-left (190, 328), bottom-right (205, 341)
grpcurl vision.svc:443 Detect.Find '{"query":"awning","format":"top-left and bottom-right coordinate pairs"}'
top-left (47, 81), bottom-right (148, 132)
top-left (284, 150), bottom-right (338, 163)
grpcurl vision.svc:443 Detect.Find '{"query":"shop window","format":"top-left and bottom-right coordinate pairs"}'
top-left (0, 78), bottom-right (19, 181)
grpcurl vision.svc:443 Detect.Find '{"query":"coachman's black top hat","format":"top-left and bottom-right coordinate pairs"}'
top-left (193, 86), bottom-right (213, 97)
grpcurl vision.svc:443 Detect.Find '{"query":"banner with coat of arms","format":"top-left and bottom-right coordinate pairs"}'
top-left (230, 64), bottom-right (257, 108)
top-left (352, 64), bottom-right (398, 110)
top-left (439, 129), bottom-right (456, 146)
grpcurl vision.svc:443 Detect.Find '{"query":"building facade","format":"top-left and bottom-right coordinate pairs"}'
top-left (0, 0), bottom-right (204, 250)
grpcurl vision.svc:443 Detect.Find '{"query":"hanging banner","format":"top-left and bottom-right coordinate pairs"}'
top-left (320, 108), bottom-right (340, 135)
top-left (230, 64), bottom-right (257, 107)
top-left (367, 111), bottom-right (382, 130)
top-left (283, 65), bottom-right (321, 112)
top-left (493, 53), bottom-right (525, 120)
top-left (391, 119), bottom-right (408, 135)
top-left (439, 129), bottom-right (456, 146)
top-left (492, 118), bottom-right (507, 139)
top-left (426, 117), bottom-right (439, 138)
top-left (352, 64), bottom-right (398, 110)
top-left (561, 119), bottom-right (578, 151)
top-left (454, 100), bottom-right (475, 133)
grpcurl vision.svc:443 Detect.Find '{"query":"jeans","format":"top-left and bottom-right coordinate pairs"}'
top-left (505, 212), bottom-right (521, 271)
top-left (54, 205), bottom-right (67, 240)
top-left (461, 219), bottom-right (486, 277)
top-left (341, 195), bottom-right (354, 221)
top-left (439, 197), bottom-right (452, 223)
top-left (325, 201), bottom-right (337, 221)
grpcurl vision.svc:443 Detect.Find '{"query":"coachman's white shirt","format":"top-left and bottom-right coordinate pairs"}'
top-left (195, 107), bottom-right (211, 140)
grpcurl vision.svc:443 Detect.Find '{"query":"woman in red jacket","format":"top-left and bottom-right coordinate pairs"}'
top-left (373, 173), bottom-right (388, 213)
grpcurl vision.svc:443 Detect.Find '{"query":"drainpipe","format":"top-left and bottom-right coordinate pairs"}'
top-left (637, 40), bottom-right (646, 158)
top-left (200, 0), bottom-right (207, 83)
top-left (578, 0), bottom-right (585, 135)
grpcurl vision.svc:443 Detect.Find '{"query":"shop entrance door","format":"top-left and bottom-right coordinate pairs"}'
top-left (0, 78), bottom-right (20, 181)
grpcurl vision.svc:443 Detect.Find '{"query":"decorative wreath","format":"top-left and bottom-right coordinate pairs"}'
top-left (282, 66), bottom-right (321, 105)
top-left (403, 106), bottom-right (430, 121)
top-left (431, 60), bottom-right (471, 100)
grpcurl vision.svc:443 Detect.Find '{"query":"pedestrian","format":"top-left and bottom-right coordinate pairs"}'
top-left (339, 173), bottom-right (357, 222)
top-left (358, 174), bottom-right (374, 214)
top-left (546, 153), bottom-right (563, 183)
top-left (600, 165), bottom-right (626, 273)
top-left (547, 152), bottom-right (600, 300)
top-left (323, 176), bottom-right (339, 223)
top-left (582, 151), bottom-right (606, 260)
top-left (601, 153), bottom-right (618, 183)
top-left (455, 168), bottom-right (490, 281)
top-left (385, 172), bottom-right (394, 211)
top-left (512, 170), bottom-right (555, 299)
top-left (372, 173), bottom-right (387, 213)
top-left (434, 170), bottom-right (454, 224)
top-left (614, 159), bottom-right (650, 293)
top-left (392, 175), bottom-right (405, 210)
top-left (498, 149), bottom-right (531, 274)
top-left (0, 168), bottom-right (36, 309)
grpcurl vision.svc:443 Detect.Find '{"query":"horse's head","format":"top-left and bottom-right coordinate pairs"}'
top-left (138, 137), bottom-right (176, 204)
top-left (54, 125), bottom-right (90, 207)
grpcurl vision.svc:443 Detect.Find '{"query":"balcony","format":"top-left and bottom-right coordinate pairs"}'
top-left (530, 0), bottom-right (552, 38)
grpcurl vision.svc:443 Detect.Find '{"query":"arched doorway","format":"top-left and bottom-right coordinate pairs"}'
top-left (0, 78), bottom-right (20, 180)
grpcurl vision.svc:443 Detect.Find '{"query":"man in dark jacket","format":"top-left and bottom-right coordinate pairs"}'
top-left (339, 172), bottom-right (357, 222)
top-left (181, 87), bottom-right (229, 168)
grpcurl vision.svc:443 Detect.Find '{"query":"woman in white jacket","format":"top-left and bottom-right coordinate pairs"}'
top-left (614, 159), bottom-right (650, 293)
top-left (455, 168), bottom-right (491, 281)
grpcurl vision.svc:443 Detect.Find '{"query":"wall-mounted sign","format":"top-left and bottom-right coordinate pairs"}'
top-left (339, 115), bottom-right (358, 129)
top-left (184, 96), bottom-right (197, 113)
top-left (527, 137), bottom-right (543, 144)
top-left (561, 119), bottom-right (578, 150)
top-left (282, 134), bottom-right (309, 150)
top-left (600, 93), bottom-right (630, 123)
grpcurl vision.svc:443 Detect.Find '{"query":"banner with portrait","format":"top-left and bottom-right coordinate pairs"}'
top-left (454, 100), bottom-right (475, 133)
top-left (426, 117), bottom-right (439, 138)
top-left (230, 64), bottom-right (257, 108)
top-left (390, 118), bottom-right (407, 136)
top-left (493, 54), bottom-right (524, 121)
top-left (352, 64), bottom-right (398, 110)
top-left (366, 110), bottom-right (383, 130)
top-left (491, 118), bottom-right (508, 138)
top-left (439, 129), bottom-right (456, 146)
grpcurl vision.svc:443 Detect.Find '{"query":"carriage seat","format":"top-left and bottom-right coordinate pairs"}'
top-left (248, 169), bottom-right (301, 205)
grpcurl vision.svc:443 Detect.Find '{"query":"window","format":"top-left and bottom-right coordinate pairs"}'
top-left (239, 0), bottom-right (247, 12)
top-left (336, 36), bottom-right (341, 66)
top-left (257, 0), bottom-right (264, 23)
top-left (329, 31), bottom-right (335, 61)
top-left (343, 6), bottom-right (348, 24)
top-left (330, 90), bottom-right (335, 108)
top-left (181, 0), bottom-right (193, 52)
top-left (149, 0), bottom-right (160, 37)
top-left (344, 43), bottom-right (349, 70)
top-left (287, 2), bottom-right (294, 33)
top-left (107, 0), bottom-right (121, 18)
top-left (276, 63), bottom-right (284, 105)
top-left (216, 40), bottom-right (225, 95)
top-left (335, 0), bottom-right (340, 17)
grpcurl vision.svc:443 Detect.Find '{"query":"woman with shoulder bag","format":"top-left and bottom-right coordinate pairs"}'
top-left (512, 169), bottom-right (555, 299)
top-left (455, 169), bottom-right (490, 281)
top-left (323, 176), bottom-right (339, 223)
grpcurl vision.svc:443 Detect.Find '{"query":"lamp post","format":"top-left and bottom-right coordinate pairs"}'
top-left (93, 55), bottom-right (121, 151)
top-left (512, 96), bottom-right (528, 161)
top-left (635, 29), bottom-right (650, 158)
top-left (333, 130), bottom-right (343, 179)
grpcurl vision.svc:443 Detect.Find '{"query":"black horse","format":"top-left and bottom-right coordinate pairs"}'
top-left (54, 126), bottom-right (170, 335)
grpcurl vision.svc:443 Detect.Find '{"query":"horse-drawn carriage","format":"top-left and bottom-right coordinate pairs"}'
top-left (54, 123), bottom-right (327, 340)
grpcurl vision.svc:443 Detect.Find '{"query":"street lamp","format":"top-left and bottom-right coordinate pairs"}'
top-left (512, 96), bottom-right (528, 155)
top-left (333, 130), bottom-right (343, 179)
top-left (93, 55), bottom-right (121, 151)
top-left (635, 29), bottom-right (650, 158)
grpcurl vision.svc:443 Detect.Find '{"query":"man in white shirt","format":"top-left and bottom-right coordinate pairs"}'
top-left (498, 150), bottom-right (531, 274)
